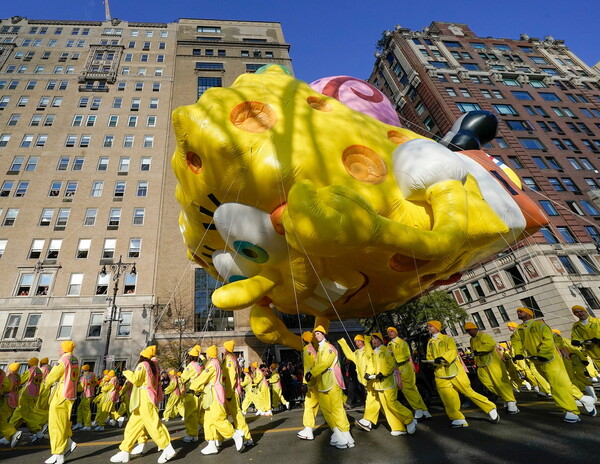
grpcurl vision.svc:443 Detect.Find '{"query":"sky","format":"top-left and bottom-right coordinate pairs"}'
top-left (3, 0), bottom-right (599, 84)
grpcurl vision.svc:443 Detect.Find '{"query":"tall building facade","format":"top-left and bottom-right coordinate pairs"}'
top-left (368, 22), bottom-right (600, 349)
top-left (0, 15), bottom-right (292, 372)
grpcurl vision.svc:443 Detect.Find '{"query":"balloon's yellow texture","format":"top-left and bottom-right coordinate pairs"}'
top-left (171, 65), bottom-right (547, 349)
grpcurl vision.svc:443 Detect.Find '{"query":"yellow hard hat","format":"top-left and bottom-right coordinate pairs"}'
top-left (552, 329), bottom-right (561, 335)
top-left (301, 331), bottom-right (313, 343)
top-left (251, 361), bottom-right (258, 369)
top-left (270, 363), bottom-right (277, 369)
top-left (169, 369), bottom-right (175, 376)
top-left (223, 340), bottom-right (235, 353)
top-left (313, 325), bottom-right (327, 335)
top-left (243, 367), bottom-right (249, 373)
top-left (189, 345), bottom-right (201, 357)
top-left (427, 320), bottom-right (442, 331)
top-left (206, 345), bottom-right (218, 359)
top-left (572, 305), bottom-right (588, 314)
top-left (82, 364), bottom-right (90, 371)
top-left (387, 327), bottom-right (398, 334)
top-left (517, 307), bottom-right (534, 317)
top-left (371, 332), bottom-right (384, 341)
top-left (108, 370), bottom-right (115, 377)
top-left (9, 363), bottom-right (20, 373)
top-left (40, 357), bottom-right (49, 365)
top-left (28, 357), bottom-right (39, 367)
top-left (507, 322), bottom-right (518, 329)
top-left (61, 340), bottom-right (75, 353)
top-left (354, 334), bottom-right (365, 342)
top-left (464, 322), bottom-right (478, 330)
top-left (140, 345), bottom-right (156, 359)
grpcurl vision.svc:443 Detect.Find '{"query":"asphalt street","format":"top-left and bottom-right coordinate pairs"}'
top-left (2, 389), bottom-right (600, 464)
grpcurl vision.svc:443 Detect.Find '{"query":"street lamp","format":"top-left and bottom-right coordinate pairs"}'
top-left (100, 255), bottom-right (136, 371)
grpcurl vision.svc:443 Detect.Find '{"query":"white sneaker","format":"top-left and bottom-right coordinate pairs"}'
top-left (488, 408), bottom-right (500, 423)
top-left (297, 426), bottom-right (314, 440)
top-left (451, 419), bottom-right (468, 427)
top-left (523, 381), bottom-right (532, 391)
top-left (563, 411), bottom-right (581, 423)
top-left (507, 401), bottom-right (520, 414)
top-left (579, 395), bottom-right (597, 416)
top-left (41, 423), bottom-right (48, 435)
top-left (91, 421), bottom-right (97, 427)
top-left (131, 442), bottom-right (147, 455)
top-left (592, 377), bottom-right (599, 383)
top-left (233, 429), bottom-right (244, 451)
top-left (585, 386), bottom-right (597, 401)
top-left (117, 417), bottom-right (125, 427)
top-left (338, 430), bottom-right (355, 448)
top-left (406, 418), bottom-right (417, 434)
top-left (157, 443), bottom-right (176, 463)
top-left (81, 426), bottom-right (91, 431)
top-left (110, 451), bottom-right (130, 463)
top-left (201, 440), bottom-right (218, 455)
top-left (72, 423), bottom-right (83, 431)
top-left (10, 430), bottom-right (22, 448)
top-left (391, 430), bottom-right (407, 436)
top-left (45, 455), bottom-right (63, 464)
top-left (0, 438), bottom-right (9, 445)
top-left (64, 438), bottom-right (77, 457)
top-left (355, 418), bottom-right (372, 431)
top-left (329, 427), bottom-right (343, 446)
top-left (93, 426), bottom-right (104, 431)
top-left (109, 419), bottom-right (117, 426)
top-left (285, 401), bottom-right (290, 410)
top-left (182, 435), bottom-right (198, 443)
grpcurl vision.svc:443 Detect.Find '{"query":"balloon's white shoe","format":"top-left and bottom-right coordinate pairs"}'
top-left (130, 442), bottom-right (147, 456)
top-left (297, 426), bottom-right (314, 440)
top-left (110, 451), bottom-right (130, 463)
top-left (201, 440), bottom-right (218, 455)
top-left (157, 443), bottom-right (176, 463)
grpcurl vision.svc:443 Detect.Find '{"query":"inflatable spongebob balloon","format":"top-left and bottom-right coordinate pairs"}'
top-left (171, 65), bottom-right (548, 350)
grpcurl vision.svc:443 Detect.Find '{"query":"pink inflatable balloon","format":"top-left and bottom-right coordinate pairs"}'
top-left (310, 75), bottom-right (402, 127)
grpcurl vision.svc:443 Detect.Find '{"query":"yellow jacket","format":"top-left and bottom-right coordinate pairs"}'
top-left (512, 320), bottom-right (556, 361)
top-left (369, 345), bottom-right (397, 390)
top-left (338, 338), bottom-right (370, 385)
top-left (426, 333), bottom-right (461, 379)
top-left (310, 340), bottom-right (343, 393)
top-left (470, 331), bottom-right (499, 367)
top-left (572, 317), bottom-right (600, 360)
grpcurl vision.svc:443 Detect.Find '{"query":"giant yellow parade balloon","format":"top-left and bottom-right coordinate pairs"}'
top-left (171, 65), bottom-right (548, 350)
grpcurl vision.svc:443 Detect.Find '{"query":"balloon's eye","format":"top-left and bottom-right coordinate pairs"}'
top-left (233, 240), bottom-right (269, 264)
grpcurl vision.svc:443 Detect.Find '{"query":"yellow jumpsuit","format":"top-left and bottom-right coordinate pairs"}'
top-left (29, 363), bottom-right (51, 431)
top-left (0, 371), bottom-right (19, 441)
top-left (509, 332), bottom-right (551, 393)
top-left (470, 331), bottom-right (516, 403)
top-left (512, 320), bottom-right (581, 414)
top-left (95, 377), bottom-right (118, 426)
top-left (45, 353), bottom-right (79, 455)
top-left (180, 361), bottom-right (203, 439)
top-left (388, 336), bottom-right (429, 412)
top-left (427, 333), bottom-right (496, 421)
top-left (269, 371), bottom-right (287, 409)
top-left (572, 316), bottom-right (600, 364)
top-left (553, 334), bottom-right (591, 392)
top-left (189, 358), bottom-right (235, 442)
top-left (310, 340), bottom-right (350, 433)
top-left (364, 345), bottom-right (414, 432)
top-left (76, 372), bottom-right (98, 427)
top-left (240, 373), bottom-right (254, 413)
top-left (116, 381), bottom-right (132, 419)
top-left (222, 353), bottom-right (251, 441)
top-left (162, 376), bottom-right (185, 420)
top-left (118, 362), bottom-right (171, 452)
top-left (302, 344), bottom-right (319, 429)
top-left (251, 370), bottom-right (271, 413)
top-left (10, 366), bottom-right (43, 433)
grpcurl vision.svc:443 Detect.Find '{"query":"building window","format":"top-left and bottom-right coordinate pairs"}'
top-left (141, 157), bottom-right (151, 171)
top-left (23, 314), bottom-right (41, 339)
top-left (511, 90), bottom-right (533, 100)
top-left (558, 256), bottom-right (577, 274)
top-left (518, 138), bottom-right (545, 150)
top-left (584, 226), bottom-right (600, 242)
top-left (557, 226), bottom-right (577, 243)
top-left (97, 157), bottom-right (109, 171)
top-left (123, 273), bottom-right (136, 294)
top-left (143, 135), bottom-right (154, 148)
top-left (91, 181), bottom-right (103, 198)
top-left (118, 157), bottom-right (130, 172)
top-left (28, 239), bottom-right (44, 259)
top-left (484, 309), bottom-right (500, 328)
top-left (96, 272), bottom-right (109, 295)
top-left (497, 305), bottom-right (510, 322)
top-left (522, 177), bottom-right (540, 191)
top-left (128, 238), bottom-right (141, 258)
top-left (0, 239), bottom-right (6, 258)
top-left (76, 239), bottom-right (91, 258)
top-left (46, 239), bottom-right (62, 259)
top-left (579, 256), bottom-right (599, 275)
top-left (539, 200), bottom-right (559, 216)
top-left (520, 297), bottom-right (544, 318)
top-left (3, 314), bottom-right (21, 339)
top-left (472, 312), bottom-right (486, 329)
top-left (117, 312), bottom-right (132, 337)
top-left (3, 208), bottom-right (19, 226)
top-left (137, 181), bottom-right (148, 197)
top-left (133, 208), bottom-right (145, 226)
top-left (84, 208), bottom-right (97, 226)
top-left (114, 181), bottom-right (126, 197)
top-left (87, 313), bottom-right (103, 337)
top-left (68, 273), bottom-right (83, 296)
top-left (56, 208), bottom-right (70, 227)
top-left (39, 208), bottom-right (54, 227)
top-left (57, 313), bottom-right (75, 339)
top-left (197, 77), bottom-right (222, 97)
top-left (108, 208), bottom-right (121, 227)
top-left (493, 104), bottom-right (518, 115)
